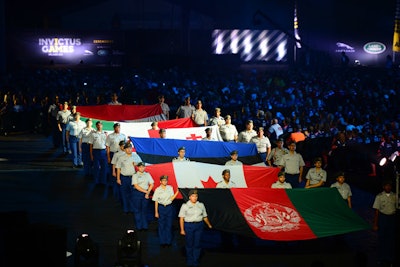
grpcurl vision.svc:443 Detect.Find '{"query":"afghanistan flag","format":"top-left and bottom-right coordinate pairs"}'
top-left (130, 137), bottom-right (262, 165)
top-left (146, 162), bottom-right (280, 199)
top-left (179, 188), bottom-right (371, 241)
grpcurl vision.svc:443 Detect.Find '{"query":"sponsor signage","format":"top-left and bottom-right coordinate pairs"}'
top-left (9, 32), bottom-right (125, 66)
top-left (335, 42), bottom-right (355, 53)
top-left (363, 42), bottom-right (386, 54)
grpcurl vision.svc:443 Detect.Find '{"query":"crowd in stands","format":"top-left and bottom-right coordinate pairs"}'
top-left (1, 64), bottom-right (400, 178)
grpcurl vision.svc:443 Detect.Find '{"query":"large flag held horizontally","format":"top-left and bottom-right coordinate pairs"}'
top-left (78, 116), bottom-right (221, 140)
top-left (123, 122), bottom-right (223, 141)
top-left (79, 117), bottom-right (196, 133)
top-left (77, 104), bottom-right (165, 122)
top-left (146, 162), bottom-right (280, 199)
top-left (179, 188), bottom-right (371, 241)
top-left (130, 137), bottom-right (262, 165)
top-left (393, 0), bottom-right (400, 52)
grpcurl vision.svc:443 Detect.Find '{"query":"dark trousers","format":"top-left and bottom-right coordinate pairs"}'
top-left (60, 123), bottom-right (70, 153)
top-left (120, 175), bottom-right (133, 213)
top-left (258, 152), bottom-right (267, 164)
top-left (286, 173), bottom-right (300, 188)
top-left (132, 189), bottom-right (149, 230)
top-left (81, 143), bottom-right (92, 176)
top-left (184, 221), bottom-right (204, 266)
top-left (377, 213), bottom-right (396, 263)
top-left (93, 149), bottom-right (107, 184)
top-left (69, 136), bottom-right (81, 166)
top-left (50, 118), bottom-right (60, 148)
top-left (158, 204), bottom-right (174, 245)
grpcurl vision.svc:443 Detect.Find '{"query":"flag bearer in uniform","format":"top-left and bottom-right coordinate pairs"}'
top-left (66, 112), bottom-right (86, 168)
top-left (179, 189), bottom-right (212, 267)
top-left (106, 122), bottom-right (127, 184)
top-left (116, 142), bottom-right (137, 214)
top-left (79, 118), bottom-right (95, 177)
top-left (216, 169), bottom-right (236, 188)
top-left (173, 146), bottom-right (190, 162)
top-left (152, 175), bottom-right (179, 247)
top-left (373, 180), bottom-right (397, 266)
top-left (132, 162), bottom-right (154, 231)
top-left (89, 121), bottom-right (108, 185)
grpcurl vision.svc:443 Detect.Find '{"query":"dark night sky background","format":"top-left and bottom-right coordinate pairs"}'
top-left (4, 0), bottom-right (396, 38)
top-left (2, 0), bottom-right (397, 67)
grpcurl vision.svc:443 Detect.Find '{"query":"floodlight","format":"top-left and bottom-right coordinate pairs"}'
top-left (74, 233), bottom-right (99, 267)
top-left (389, 151), bottom-right (399, 162)
top-left (379, 151), bottom-right (399, 166)
top-left (379, 157), bottom-right (387, 166)
top-left (116, 230), bottom-right (141, 267)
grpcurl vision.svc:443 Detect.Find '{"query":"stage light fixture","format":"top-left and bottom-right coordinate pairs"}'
top-left (74, 233), bottom-right (99, 267)
top-left (389, 151), bottom-right (399, 162)
top-left (377, 151), bottom-right (400, 209)
top-left (379, 151), bottom-right (399, 166)
top-left (379, 157), bottom-right (387, 166)
top-left (116, 229), bottom-right (141, 267)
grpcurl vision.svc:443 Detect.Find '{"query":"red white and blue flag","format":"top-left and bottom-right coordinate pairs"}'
top-left (130, 137), bottom-right (262, 165)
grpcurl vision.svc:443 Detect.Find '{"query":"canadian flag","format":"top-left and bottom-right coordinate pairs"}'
top-left (146, 161), bottom-right (280, 198)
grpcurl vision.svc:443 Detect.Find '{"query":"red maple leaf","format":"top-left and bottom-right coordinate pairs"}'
top-left (201, 176), bottom-right (218, 188)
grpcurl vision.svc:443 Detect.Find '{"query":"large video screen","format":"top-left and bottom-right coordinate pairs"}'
top-left (8, 32), bottom-right (125, 66)
top-left (212, 29), bottom-right (288, 62)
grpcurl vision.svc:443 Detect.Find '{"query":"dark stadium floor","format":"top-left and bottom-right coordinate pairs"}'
top-left (0, 133), bottom-right (398, 267)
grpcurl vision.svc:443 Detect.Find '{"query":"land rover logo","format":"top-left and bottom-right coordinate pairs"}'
top-left (363, 42), bottom-right (386, 54)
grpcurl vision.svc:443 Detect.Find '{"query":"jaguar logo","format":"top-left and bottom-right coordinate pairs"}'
top-left (335, 42), bottom-right (355, 53)
top-left (336, 42), bottom-right (354, 50)
top-left (244, 202), bottom-right (301, 232)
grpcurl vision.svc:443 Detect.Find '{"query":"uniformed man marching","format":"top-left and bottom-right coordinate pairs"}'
top-left (152, 175), bottom-right (179, 247)
top-left (89, 121), bottom-right (108, 185)
top-left (179, 189), bottom-right (212, 267)
top-left (132, 162), bottom-right (154, 231)
top-left (115, 142), bottom-right (137, 214)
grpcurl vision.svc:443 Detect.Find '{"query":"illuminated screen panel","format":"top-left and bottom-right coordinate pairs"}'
top-left (212, 29), bottom-right (287, 62)
top-left (10, 32), bottom-right (125, 66)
